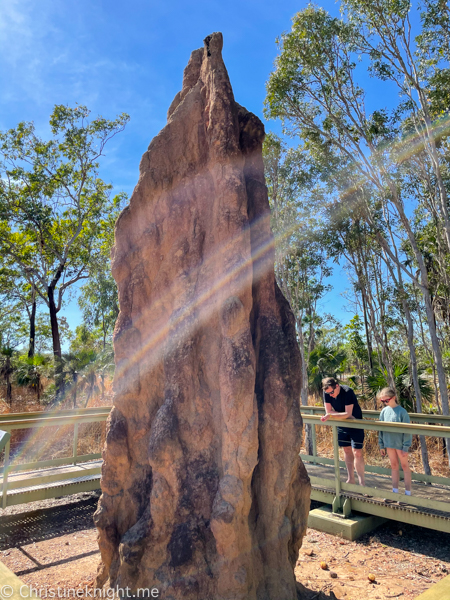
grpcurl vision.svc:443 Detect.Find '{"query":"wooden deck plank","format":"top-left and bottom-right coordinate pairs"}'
top-left (5, 478), bottom-right (101, 508)
top-left (0, 460), bottom-right (102, 508)
top-left (0, 560), bottom-right (36, 597)
top-left (305, 462), bottom-right (450, 504)
top-left (415, 574), bottom-right (450, 599)
top-left (5, 459), bottom-right (103, 483)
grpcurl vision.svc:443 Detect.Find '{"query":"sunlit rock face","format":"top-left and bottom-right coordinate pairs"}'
top-left (94, 32), bottom-right (311, 600)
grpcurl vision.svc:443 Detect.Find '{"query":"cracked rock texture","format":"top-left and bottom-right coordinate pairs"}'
top-left (95, 31), bottom-right (311, 600)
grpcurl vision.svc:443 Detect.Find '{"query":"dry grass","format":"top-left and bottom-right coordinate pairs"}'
top-left (0, 380), bottom-right (112, 469)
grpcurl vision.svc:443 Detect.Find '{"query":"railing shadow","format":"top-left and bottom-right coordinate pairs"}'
top-left (0, 494), bottom-right (99, 551)
top-left (15, 548), bottom-right (100, 577)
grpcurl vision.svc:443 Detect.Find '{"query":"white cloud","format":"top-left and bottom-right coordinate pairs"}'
top-left (0, 0), bottom-right (141, 108)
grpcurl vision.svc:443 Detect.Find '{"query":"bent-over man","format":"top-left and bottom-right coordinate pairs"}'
top-left (320, 377), bottom-right (365, 486)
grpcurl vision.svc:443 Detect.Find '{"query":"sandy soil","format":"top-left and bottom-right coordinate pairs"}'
top-left (0, 494), bottom-right (449, 599)
top-left (295, 523), bottom-right (450, 599)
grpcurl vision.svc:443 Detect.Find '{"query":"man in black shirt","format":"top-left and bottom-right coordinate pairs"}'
top-left (321, 377), bottom-right (365, 486)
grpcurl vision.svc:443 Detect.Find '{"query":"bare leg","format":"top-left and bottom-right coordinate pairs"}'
top-left (397, 450), bottom-right (412, 493)
top-left (353, 448), bottom-right (365, 486)
top-left (387, 448), bottom-right (400, 490)
top-left (343, 446), bottom-right (355, 484)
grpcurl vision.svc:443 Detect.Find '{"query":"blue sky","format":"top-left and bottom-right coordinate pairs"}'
top-left (0, 0), bottom-right (377, 343)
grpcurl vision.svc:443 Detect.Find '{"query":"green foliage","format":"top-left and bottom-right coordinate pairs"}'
top-left (264, 0), bottom-right (450, 420)
top-left (308, 344), bottom-right (347, 396)
top-left (315, 319), bottom-right (346, 347)
top-left (32, 313), bottom-right (71, 354)
top-left (58, 337), bottom-right (114, 407)
top-left (263, 132), bottom-right (332, 366)
top-left (14, 354), bottom-right (51, 401)
top-left (77, 207), bottom-right (121, 350)
top-left (366, 362), bottom-right (434, 411)
top-left (0, 346), bottom-right (15, 403)
top-left (0, 300), bottom-right (28, 350)
top-left (0, 104), bottom-right (129, 363)
top-left (345, 315), bottom-right (368, 365)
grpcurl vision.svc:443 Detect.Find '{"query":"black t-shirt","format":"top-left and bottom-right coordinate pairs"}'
top-left (323, 385), bottom-right (362, 420)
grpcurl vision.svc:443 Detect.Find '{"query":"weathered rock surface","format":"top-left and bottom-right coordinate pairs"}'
top-left (95, 32), bottom-right (311, 600)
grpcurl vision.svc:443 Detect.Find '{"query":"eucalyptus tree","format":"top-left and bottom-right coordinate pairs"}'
top-left (383, 257), bottom-right (433, 474)
top-left (0, 263), bottom-right (40, 357)
top-left (77, 204), bottom-right (122, 351)
top-left (263, 135), bottom-right (331, 389)
top-left (0, 301), bottom-right (28, 404)
top-left (344, 315), bottom-right (369, 392)
top-left (263, 134), bottom-right (334, 455)
top-left (0, 105), bottom-right (129, 395)
top-left (322, 198), bottom-right (398, 391)
top-left (264, 4), bottom-right (450, 460)
top-left (79, 259), bottom-right (119, 350)
top-left (343, 0), bottom-right (450, 255)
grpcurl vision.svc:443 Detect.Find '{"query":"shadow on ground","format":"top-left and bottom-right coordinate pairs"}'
top-left (0, 493), bottom-right (100, 550)
top-left (296, 581), bottom-right (340, 599)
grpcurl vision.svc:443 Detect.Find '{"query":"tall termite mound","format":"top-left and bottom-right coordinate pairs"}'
top-left (95, 31), bottom-right (311, 600)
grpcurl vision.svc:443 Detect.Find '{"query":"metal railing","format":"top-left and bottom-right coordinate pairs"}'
top-left (301, 412), bottom-right (450, 519)
top-left (301, 405), bottom-right (450, 425)
top-left (2, 405), bottom-right (450, 528)
top-left (0, 407), bottom-right (111, 509)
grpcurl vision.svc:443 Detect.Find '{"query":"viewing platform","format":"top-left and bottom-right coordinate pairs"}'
top-left (301, 408), bottom-right (450, 534)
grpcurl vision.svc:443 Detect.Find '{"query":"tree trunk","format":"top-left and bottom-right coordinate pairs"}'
top-left (5, 357), bottom-right (12, 404)
top-left (73, 372), bottom-right (78, 409)
top-left (28, 287), bottom-right (36, 359)
top-left (297, 317), bottom-right (313, 456)
top-left (361, 284), bottom-right (395, 390)
top-left (382, 193), bottom-right (450, 462)
top-left (352, 246), bottom-right (396, 392)
top-left (402, 299), bottom-right (432, 477)
top-left (388, 255), bottom-right (433, 478)
top-left (84, 389), bottom-right (93, 408)
top-left (6, 382), bottom-right (12, 405)
top-left (306, 306), bottom-right (316, 355)
top-left (48, 284), bottom-right (64, 399)
top-left (422, 284), bottom-right (450, 465)
top-left (102, 318), bottom-right (107, 350)
top-left (431, 365), bottom-right (441, 414)
top-left (361, 291), bottom-right (374, 379)
top-left (48, 285), bottom-right (61, 358)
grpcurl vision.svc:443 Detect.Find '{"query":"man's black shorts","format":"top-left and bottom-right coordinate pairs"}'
top-left (337, 426), bottom-right (364, 449)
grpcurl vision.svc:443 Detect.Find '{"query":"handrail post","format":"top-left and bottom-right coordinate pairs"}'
top-left (311, 422), bottom-right (317, 463)
top-left (332, 423), bottom-right (341, 513)
top-left (2, 436), bottom-right (11, 509)
top-left (73, 423), bottom-right (79, 466)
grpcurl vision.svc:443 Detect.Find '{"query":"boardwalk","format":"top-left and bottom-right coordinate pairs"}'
top-left (301, 412), bottom-right (450, 532)
top-left (0, 460), bottom-right (102, 507)
top-left (1, 408), bottom-right (450, 536)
